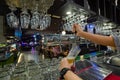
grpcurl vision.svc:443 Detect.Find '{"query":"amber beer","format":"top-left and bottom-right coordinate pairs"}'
top-left (67, 57), bottom-right (75, 63)
top-left (67, 43), bottom-right (81, 63)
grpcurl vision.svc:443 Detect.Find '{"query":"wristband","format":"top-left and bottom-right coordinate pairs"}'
top-left (60, 68), bottom-right (71, 79)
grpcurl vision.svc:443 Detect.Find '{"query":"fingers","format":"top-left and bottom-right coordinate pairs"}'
top-left (59, 57), bottom-right (74, 71)
top-left (72, 23), bottom-right (79, 33)
top-left (72, 24), bottom-right (75, 32)
top-left (72, 24), bottom-right (76, 32)
top-left (61, 58), bottom-right (68, 63)
top-left (59, 58), bottom-right (67, 70)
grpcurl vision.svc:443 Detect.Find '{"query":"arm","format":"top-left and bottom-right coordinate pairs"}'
top-left (78, 31), bottom-right (115, 47)
top-left (64, 70), bottom-right (83, 80)
top-left (59, 58), bottom-right (83, 80)
top-left (72, 24), bottom-right (116, 47)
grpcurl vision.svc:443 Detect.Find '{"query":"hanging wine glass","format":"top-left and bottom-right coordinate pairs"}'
top-left (20, 4), bottom-right (30, 29)
top-left (39, 7), bottom-right (51, 30)
top-left (6, 6), bottom-right (19, 28)
top-left (6, 0), bottom-right (55, 30)
top-left (31, 11), bottom-right (40, 29)
top-left (31, 4), bottom-right (40, 29)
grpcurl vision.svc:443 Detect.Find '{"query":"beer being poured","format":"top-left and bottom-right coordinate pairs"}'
top-left (67, 43), bottom-right (81, 63)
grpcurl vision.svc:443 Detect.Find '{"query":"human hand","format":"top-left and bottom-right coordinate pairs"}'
top-left (72, 23), bottom-right (83, 36)
top-left (59, 58), bottom-right (72, 71)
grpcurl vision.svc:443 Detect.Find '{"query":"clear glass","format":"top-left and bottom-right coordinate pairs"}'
top-left (67, 43), bottom-right (81, 63)
top-left (6, 12), bottom-right (19, 28)
top-left (20, 10), bottom-right (30, 29)
top-left (39, 14), bottom-right (51, 30)
top-left (31, 11), bottom-right (40, 29)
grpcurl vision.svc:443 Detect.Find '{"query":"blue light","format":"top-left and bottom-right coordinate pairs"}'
top-left (89, 24), bottom-right (94, 29)
top-left (21, 42), bottom-right (28, 46)
top-left (33, 35), bottom-right (36, 38)
top-left (15, 29), bottom-right (22, 39)
top-left (34, 42), bottom-right (37, 44)
top-left (86, 23), bottom-right (95, 34)
top-left (87, 23), bottom-right (94, 29)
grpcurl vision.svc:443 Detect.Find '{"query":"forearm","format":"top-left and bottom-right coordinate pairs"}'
top-left (64, 70), bottom-right (83, 80)
top-left (78, 31), bottom-right (116, 47)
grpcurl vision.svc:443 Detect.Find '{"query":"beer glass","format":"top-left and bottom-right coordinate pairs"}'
top-left (67, 43), bottom-right (81, 63)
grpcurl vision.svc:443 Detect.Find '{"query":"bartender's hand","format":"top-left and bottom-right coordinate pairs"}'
top-left (72, 23), bottom-right (83, 36)
top-left (59, 58), bottom-right (72, 71)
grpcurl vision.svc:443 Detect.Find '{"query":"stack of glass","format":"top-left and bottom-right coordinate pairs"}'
top-left (0, 57), bottom-right (62, 80)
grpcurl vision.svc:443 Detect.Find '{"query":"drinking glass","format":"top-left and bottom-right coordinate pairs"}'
top-left (20, 9), bottom-right (30, 29)
top-left (6, 12), bottom-right (19, 28)
top-left (67, 43), bottom-right (81, 63)
top-left (31, 11), bottom-right (40, 29)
